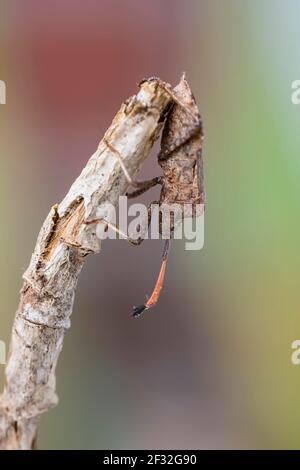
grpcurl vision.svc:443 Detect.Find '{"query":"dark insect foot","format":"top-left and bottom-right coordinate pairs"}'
top-left (131, 304), bottom-right (147, 318)
top-left (129, 238), bottom-right (142, 246)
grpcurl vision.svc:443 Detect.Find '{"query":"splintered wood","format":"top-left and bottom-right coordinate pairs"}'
top-left (0, 79), bottom-right (172, 450)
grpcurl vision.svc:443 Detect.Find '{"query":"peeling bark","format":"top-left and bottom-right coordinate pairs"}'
top-left (0, 79), bottom-right (172, 449)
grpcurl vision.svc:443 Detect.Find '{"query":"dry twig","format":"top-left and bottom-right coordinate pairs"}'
top-left (0, 79), bottom-right (172, 449)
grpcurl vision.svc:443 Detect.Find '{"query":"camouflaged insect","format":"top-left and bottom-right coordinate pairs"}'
top-left (130, 74), bottom-right (205, 317)
top-left (158, 74), bottom-right (205, 213)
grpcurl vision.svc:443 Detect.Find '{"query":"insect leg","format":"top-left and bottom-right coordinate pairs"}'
top-left (85, 218), bottom-right (142, 245)
top-left (132, 238), bottom-right (171, 318)
top-left (85, 202), bottom-right (156, 246)
top-left (104, 138), bottom-right (134, 184)
top-left (126, 176), bottom-right (161, 199)
top-left (104, 139), bottom-right (162, 194)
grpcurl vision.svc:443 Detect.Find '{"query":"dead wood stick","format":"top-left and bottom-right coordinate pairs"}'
top-left (0, 79), bottom-right (172, 450)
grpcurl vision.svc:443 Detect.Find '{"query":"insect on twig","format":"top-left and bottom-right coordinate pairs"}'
top-left (86, 74), bottom-right (205, 318)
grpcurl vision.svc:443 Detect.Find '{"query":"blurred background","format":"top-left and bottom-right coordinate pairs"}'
top-left (0, 0), bottom-right (300, 449)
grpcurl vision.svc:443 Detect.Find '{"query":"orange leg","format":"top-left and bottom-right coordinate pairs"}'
top-left (132, 239), bottom-right (171, 318)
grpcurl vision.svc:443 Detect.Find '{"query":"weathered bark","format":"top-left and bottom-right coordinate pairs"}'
top-left (0, 79), bottom-right (172, 449)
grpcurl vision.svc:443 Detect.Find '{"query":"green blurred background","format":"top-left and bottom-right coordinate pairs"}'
top-left (0, 0), bottom-right (300, 449)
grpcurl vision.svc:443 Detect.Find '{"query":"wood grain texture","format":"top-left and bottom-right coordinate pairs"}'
top-left (0, 79), bottom-right (172, 450)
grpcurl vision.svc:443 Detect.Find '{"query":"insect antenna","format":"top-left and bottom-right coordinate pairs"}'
top-left (131, 239), bottom-right (171, 318)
